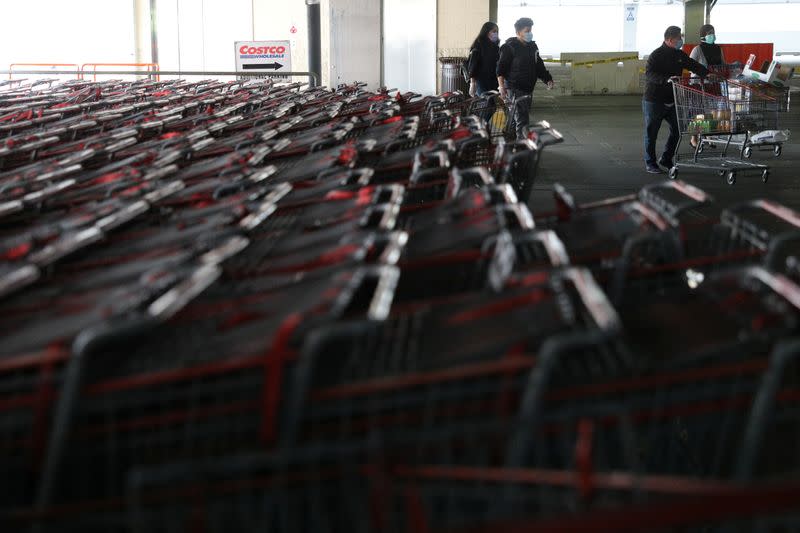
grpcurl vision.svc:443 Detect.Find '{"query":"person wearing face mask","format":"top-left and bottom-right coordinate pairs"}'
top-left (468, 22), bottom-right (501, 98)
top-left (688, 24), bottom-right (726, 147)
top-left (496, 17), bottom-right (554, 140)
top-left (690, 24), bottom-right (726, 71)
top-left (642, 25), bottom-right (709, 174)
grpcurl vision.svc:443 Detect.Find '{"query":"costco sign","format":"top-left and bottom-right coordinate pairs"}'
top-left (238, 45), bottom-right (287, 56)
top-left (234, 40), bottom-right (291, 74)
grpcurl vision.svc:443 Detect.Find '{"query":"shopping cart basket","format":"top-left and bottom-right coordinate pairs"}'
top-left (697, 77), bottom-right (789, 160)
top-left (670, 77), bottom-right (770, 185)
top-left (531, 180), bottom-right (719, 302)
top-left (469, 92), bottom-right (533, 142)
top-left (280, 267), bottom-right (621, 458)
top-left (122, 454), bottom-right (376, 533)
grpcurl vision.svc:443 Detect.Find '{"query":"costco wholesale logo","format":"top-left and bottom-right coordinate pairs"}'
top-left (239, 45), bottom-right (286, 58)
top-left (235, 40), bottom-right (291, 71)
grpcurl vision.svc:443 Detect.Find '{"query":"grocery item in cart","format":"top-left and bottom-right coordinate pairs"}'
top-left (750, 129), bottom-right (790, 143)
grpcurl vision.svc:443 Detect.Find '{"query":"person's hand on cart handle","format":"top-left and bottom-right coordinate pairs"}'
top-left (499, 86), bottom-right (508, 101)
top-left (547, 81), bottom-right (555, 90)
top-left (469, 79), bottom-right (477, 98)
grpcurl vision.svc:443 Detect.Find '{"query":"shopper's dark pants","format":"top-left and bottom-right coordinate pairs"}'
top-left (642, 99), bottom-right (680, 167)
top-left (509, 88), bottom-right (533, 140)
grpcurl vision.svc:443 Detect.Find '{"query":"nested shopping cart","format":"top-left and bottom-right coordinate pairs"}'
top-left (469, 92), bottom-right (539, 142)
top-left (670, 76), bottom-right (771, 185)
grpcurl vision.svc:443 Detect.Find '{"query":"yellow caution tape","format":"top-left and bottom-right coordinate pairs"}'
top-left (559, 55), bottom-right (641, 67)
top-left (572, 55), bottom-right (641, 67)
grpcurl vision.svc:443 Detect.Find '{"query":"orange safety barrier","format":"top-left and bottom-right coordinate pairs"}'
top-left (79, 63), bottom-right (160, 81)
top-left (8, 63), bottom-right (79, 80)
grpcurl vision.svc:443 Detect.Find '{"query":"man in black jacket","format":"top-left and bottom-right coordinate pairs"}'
top-left (497, 17), bottom-right (554, 140)
top-left (643, 25), bottom-right (709, 174)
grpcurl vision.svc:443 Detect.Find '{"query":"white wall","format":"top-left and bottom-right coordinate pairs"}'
top-left (158, 0), bottom-right (380, 88)
top-left (253, 0), bottom-right (309, 78)
top-left (327, 0), bottom-right (382, 89)
top-left (0, 0), bottom-right (378, 88)
top-left (636, 3), bottom-right (684, 56)
top-left (711, 3), bottom-right (800, 53)
top-left (0, 0), bottom-right (135, 75)
top-left (437, 0), bottom-right (491, 92)
top-left (437, 0), bottom-right (491, 57)
top-left (384, 0), bottom-right (437, 94)
top-left (498, 1), bottom-right (684, 58)
top-left (155, 0), bottom-right (253, 73)
top-left (498, 5), bottom-right (621, 57)
top-left (497, 1), bottom-right (800, 59)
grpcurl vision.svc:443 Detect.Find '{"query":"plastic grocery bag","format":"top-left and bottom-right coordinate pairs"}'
top-left (750, 130), bottom-right (790, 143)
top-left (489, 108), bottom-right (507, 134)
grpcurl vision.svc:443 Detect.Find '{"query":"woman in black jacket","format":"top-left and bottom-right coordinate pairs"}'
top-left (468, 22), bottom-right (501, 97)
top-left (689, 24), bottom-right (725, 147)
top-left (689, 24), bottom-right (726, 72)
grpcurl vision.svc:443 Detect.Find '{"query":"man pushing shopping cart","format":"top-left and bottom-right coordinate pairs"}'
top-left (642, 26), bottom-right (709, 175)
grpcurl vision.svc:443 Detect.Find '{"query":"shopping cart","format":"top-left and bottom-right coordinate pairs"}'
top-left (469, 92), bottom-right (533, 142)
top-left (697, 77), bottom-right (789, 160)
top-left (670, 76), bottom-right (770, 185)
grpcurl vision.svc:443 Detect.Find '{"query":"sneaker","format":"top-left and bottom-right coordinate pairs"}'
top-left (658, 158), bottom-right (674, 169)
top-left (646, 164), bottom-right (664, 174)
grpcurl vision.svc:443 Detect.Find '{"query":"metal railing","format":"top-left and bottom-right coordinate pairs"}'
top-left (7, 63), bottom-right (79, 79)
top-left (79, 63), bottom-right (161, 81)
top-left (0, 69), bottom-right (320, 87)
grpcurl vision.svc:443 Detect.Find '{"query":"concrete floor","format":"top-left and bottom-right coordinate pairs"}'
top-left (528, 93), bottom-right (800, 214)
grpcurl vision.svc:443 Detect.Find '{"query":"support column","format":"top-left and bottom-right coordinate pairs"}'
top-left (684, 0), bottom-right (708, 46)
top-left (489, 0), bottom-right (498, 23)
top-left (133, 0), bottom-right (155, 66)
top-left (306, 0), bottom-right (321, 86)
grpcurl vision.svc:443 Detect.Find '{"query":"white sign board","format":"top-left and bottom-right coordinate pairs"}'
top-left (234, 40), bottom-right (292, 75)
top-left (623, 4), bottom-right (638, 52)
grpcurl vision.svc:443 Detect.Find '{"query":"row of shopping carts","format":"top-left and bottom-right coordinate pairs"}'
top-left (0, 77), bottom-right (799, 532)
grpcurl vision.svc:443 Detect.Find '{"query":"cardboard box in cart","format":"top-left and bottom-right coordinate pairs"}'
top-left (742, 54), bottom-right (795, 87)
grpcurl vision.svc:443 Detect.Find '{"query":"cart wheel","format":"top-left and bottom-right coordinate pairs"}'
top-left (668, 166), bottom-right (678, 180)
top-left (774, 145), bottom-right (782, 157)
top-left (718, 170), bottom-right (726, 177)
top-left (726, 171), bottom-right (737, 186)
top-left (743, 146), bottom-right (752, 159)
top-left (762, 169), bottom-right (770, 183)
